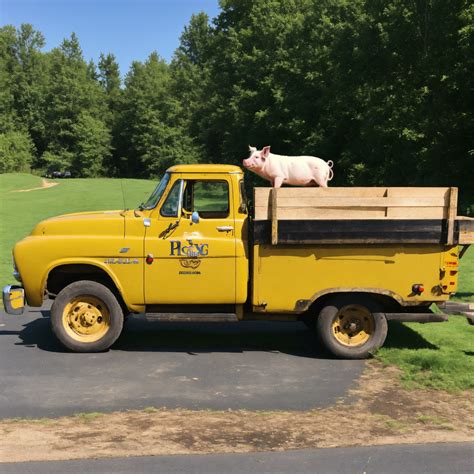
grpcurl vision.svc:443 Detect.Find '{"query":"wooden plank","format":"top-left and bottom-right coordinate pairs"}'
top-left (385, 187), bottom-right (449, 219)
top-left (383, 187), bottom-right (450, 198)
top-left (254, 207), bottom-right (446, 220)
top-left (386, 207), bottom-right (446, 219)
top-left (274, 197), bottom-right (446, 207)
top-left (271, 188), bottom-right (278, 245)
top-left (458, 216), bottom-right (474, 244)
top-left (276, 207), bottom-right (387, 219)
top-left (254, 187), bottom-right (390, 199)
top-left (446, 187), bottom-right (458, 245)
top-left (255, 206), bottom-right (388, 220)
top-left (254, 187), bottom-right (452, 221)
top-left (254, 186), bottom-right (450, 201)
top-left (459, 231), bottom-right (474, 244)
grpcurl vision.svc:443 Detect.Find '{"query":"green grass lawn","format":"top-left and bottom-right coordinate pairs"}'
top-left (377, 316), bottom-right (473, 391)
top-left (0, 173), bottom-right (473, 390)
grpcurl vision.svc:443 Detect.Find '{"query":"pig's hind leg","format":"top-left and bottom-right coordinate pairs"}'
top-left (311, 169), bottom-right (328, 187)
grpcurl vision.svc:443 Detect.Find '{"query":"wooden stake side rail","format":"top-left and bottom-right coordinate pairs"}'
top-left (253, 219), bottom-right (474, 245)
top-left (252, 187), bottom-right (473, 245)
top-left (458, 217), bottom-right (474, 245)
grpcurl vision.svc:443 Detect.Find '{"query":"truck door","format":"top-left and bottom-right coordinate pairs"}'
top-left (144, 177), bottom-right (236, 304)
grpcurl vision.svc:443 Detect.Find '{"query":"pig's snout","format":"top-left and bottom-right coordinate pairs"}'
top-left (242, 157), bottom-right (253, 168)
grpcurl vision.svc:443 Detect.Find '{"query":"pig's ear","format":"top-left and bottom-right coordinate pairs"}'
top-left (262, 146), bottom-right (271, 159)
top-left (248, 145), bottom-right (256, 152)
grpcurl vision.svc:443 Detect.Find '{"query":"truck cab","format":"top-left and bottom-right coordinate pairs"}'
top-left (139, 164), bottom-right (248, 307)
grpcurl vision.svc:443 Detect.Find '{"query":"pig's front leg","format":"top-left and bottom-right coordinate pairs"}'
top-left (273, 176), bottom-right (284, 188)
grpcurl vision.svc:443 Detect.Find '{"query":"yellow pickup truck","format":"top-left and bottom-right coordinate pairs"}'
top-left (3, 164), bottom-right (473, 358)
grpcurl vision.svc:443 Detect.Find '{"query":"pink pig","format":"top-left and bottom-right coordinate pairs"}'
top-left (242, 145), bottom-right (334, 188)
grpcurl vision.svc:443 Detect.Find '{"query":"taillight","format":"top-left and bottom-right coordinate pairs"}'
top-left (412, 284), bottom-right (424, 295)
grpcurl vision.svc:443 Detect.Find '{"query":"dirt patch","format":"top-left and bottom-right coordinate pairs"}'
top-left (13, 178), bottom-right (58, 192)
top-left (0, 362), bottom-right (472, 463)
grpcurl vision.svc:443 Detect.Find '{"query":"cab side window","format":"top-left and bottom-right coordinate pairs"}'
top-left (183, 181), bottom-right (229, 219)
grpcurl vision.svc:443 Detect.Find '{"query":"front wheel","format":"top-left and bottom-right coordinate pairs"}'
top-left (51, 281), bottom-right (124, 352)
top-left (316, 295), bottom-right (388, 359)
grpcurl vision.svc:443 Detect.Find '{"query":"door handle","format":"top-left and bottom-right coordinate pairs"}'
top-left (216, 226), bottom-right (233, 232)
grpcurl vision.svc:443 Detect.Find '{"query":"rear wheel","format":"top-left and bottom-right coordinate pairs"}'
top-left (316, 295), bottom-right (388, 359)
top-left (51, 281), bottom-right (124, 352)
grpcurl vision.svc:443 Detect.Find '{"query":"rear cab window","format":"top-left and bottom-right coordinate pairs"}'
top-left (183, 180), bottom-right (229, 219)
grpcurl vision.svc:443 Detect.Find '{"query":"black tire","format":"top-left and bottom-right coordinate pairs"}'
top-left (51, 280), bottom-right (124, 352)
top-left (316, 295), bottom-right (388, 359)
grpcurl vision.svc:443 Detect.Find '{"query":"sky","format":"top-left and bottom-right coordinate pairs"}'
top-left (1, 0), bottom-right (220, 76)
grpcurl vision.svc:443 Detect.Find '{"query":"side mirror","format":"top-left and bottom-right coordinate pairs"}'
top-left (191, 211), bottom-right (200, 224)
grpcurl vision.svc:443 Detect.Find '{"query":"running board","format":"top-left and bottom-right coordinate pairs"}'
top-left (145, 313), bottom-right (238, 322)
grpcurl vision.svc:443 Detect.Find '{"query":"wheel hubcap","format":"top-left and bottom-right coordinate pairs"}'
top-left (331, 304), bottom-right (375, 346)
top-left (62, 296), bottom-right (110, 343)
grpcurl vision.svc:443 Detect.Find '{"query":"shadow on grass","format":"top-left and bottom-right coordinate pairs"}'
top-left (453, 292), bottom-right (474, 300)
top-left (383, 321), bottom-right (438, 350)
top-left (0, 311), bottom-right (336, 360)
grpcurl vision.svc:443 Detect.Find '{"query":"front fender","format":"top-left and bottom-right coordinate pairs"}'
top-left (14, 234), bottom-right (145, 312)
top-left (40, 258), bottom-right (145, 313)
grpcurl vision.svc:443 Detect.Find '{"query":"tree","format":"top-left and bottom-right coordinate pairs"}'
top-left (171, 13), bottom-right (211, 134)
top-left (42, 33), bottom-right (111, 174)
top-left (0, 130), bottom-right (34, 172)
top-left (71, 112), bottom-right (111, 176)
top-left (98, 53), bottom-right (122, 175)
top-left (117, 52), bottom-right (200, 177)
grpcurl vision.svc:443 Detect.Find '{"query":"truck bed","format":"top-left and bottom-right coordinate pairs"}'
top-left (252, 187), bottom-right (474, 245)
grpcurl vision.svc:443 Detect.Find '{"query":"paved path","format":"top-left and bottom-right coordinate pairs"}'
top-left (0, 305), bottom-right (364, 418)
top-left (1, 443), bottom-right (473, 473)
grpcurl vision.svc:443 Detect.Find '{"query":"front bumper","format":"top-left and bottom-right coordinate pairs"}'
top-left (2, 285), bottom-right (25, 315)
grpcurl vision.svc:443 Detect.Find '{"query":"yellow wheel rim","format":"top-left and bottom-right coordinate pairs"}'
top-left (331, 304), bottom-right (375, 347)
top-left (62, 296), bottom-right (111, 343)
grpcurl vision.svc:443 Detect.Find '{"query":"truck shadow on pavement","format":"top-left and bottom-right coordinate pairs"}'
top-left (5, 314), bottom-right (332, 358)
top-left (1, 310), bottom-right (439, 356)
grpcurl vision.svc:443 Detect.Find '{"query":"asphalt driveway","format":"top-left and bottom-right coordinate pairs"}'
top-left (0, 304), bottom-right (364, 418)
top-left (2, 443), bottom-right (473, 473)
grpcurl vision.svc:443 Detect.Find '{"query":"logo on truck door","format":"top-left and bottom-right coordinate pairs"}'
top-left (169, 240), bottom-right (209, 257)
top-left (170, 240), bottom-right (207, 275)
top-left (180, 258), bottom-right (201, 270)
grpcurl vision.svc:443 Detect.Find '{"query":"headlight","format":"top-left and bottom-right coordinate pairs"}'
top-left (12, 254), bottom-right (22, 282)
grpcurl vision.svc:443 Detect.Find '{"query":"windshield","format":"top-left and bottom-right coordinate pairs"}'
top-left (140, 173), bottom-right (170, 210)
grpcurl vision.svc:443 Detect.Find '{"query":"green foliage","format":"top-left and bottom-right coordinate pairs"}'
top-left (42, 34), bottom-right (110, 174)
top-left (71, 113), bottom-right (111, 176)
top-left (0, 130), bottom-right (34, 172)
top-left (117, 52), bottom-right (201, 178)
